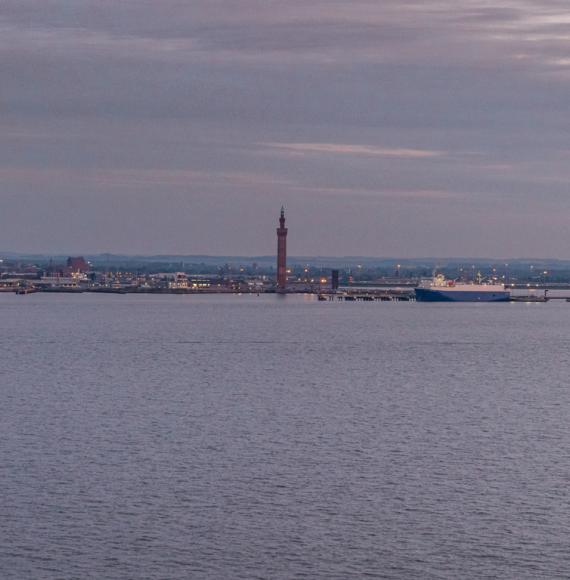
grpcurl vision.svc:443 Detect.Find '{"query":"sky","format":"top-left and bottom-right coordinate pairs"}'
top-left (1, 0), bottom-right (570, 258)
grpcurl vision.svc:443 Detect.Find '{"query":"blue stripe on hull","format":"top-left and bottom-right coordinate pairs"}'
top-left (415, 288), bottom-right (510, 302)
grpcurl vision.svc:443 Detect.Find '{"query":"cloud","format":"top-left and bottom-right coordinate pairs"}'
top-left (0, 167), bottom-right (292, 190)
top-left (262, 143), bottom-right (445, 159)
top-left (288, 184), bottom-right (462, 202)
top-left (1, 0), bottom-right (570, 256)
top-left (1, 0), bottom-right (569, 70)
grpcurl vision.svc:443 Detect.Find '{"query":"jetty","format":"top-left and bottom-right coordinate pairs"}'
top-left (320, 288), bottom-right (415, 302)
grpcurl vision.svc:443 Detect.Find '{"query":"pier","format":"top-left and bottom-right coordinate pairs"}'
top-left (320, 288), bottom-right (415, 302)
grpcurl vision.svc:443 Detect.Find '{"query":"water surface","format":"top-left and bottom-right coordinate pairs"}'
top-left (1, 294), bottom-right (569, 579)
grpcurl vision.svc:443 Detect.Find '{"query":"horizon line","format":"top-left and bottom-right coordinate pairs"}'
top-left (1, 252), bottom-right (569, 263)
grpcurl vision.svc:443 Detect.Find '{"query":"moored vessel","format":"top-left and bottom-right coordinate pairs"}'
top-left (415, 274), bottom-right (510, 302)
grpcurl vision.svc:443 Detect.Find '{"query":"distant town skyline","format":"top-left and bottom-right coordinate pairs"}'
top-left (2, 1), bottom-right (570, 258)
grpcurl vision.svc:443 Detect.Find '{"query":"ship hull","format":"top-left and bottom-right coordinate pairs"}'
top-left (415, 288), bottom-right (510, 302)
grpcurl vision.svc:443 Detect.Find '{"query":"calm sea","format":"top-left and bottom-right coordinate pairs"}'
top-left (1, 293), bottom-right (570, 579)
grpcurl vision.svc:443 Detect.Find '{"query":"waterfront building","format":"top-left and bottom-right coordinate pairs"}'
top-left (38, 276), bottom-right (83, 288)
top-left (276, 207), bottom-right (288, 291)
top-left (66, 256), bottom-right (90, 273)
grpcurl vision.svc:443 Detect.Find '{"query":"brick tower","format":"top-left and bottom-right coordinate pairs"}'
top-left (276, 206), bottom-right (288, 291)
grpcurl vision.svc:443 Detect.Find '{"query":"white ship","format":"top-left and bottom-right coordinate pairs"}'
top-left (415, 274), bottom-right (510, 302)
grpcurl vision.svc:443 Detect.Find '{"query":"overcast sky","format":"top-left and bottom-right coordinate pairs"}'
top-left (2, 0), bottom-right (570, 257)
